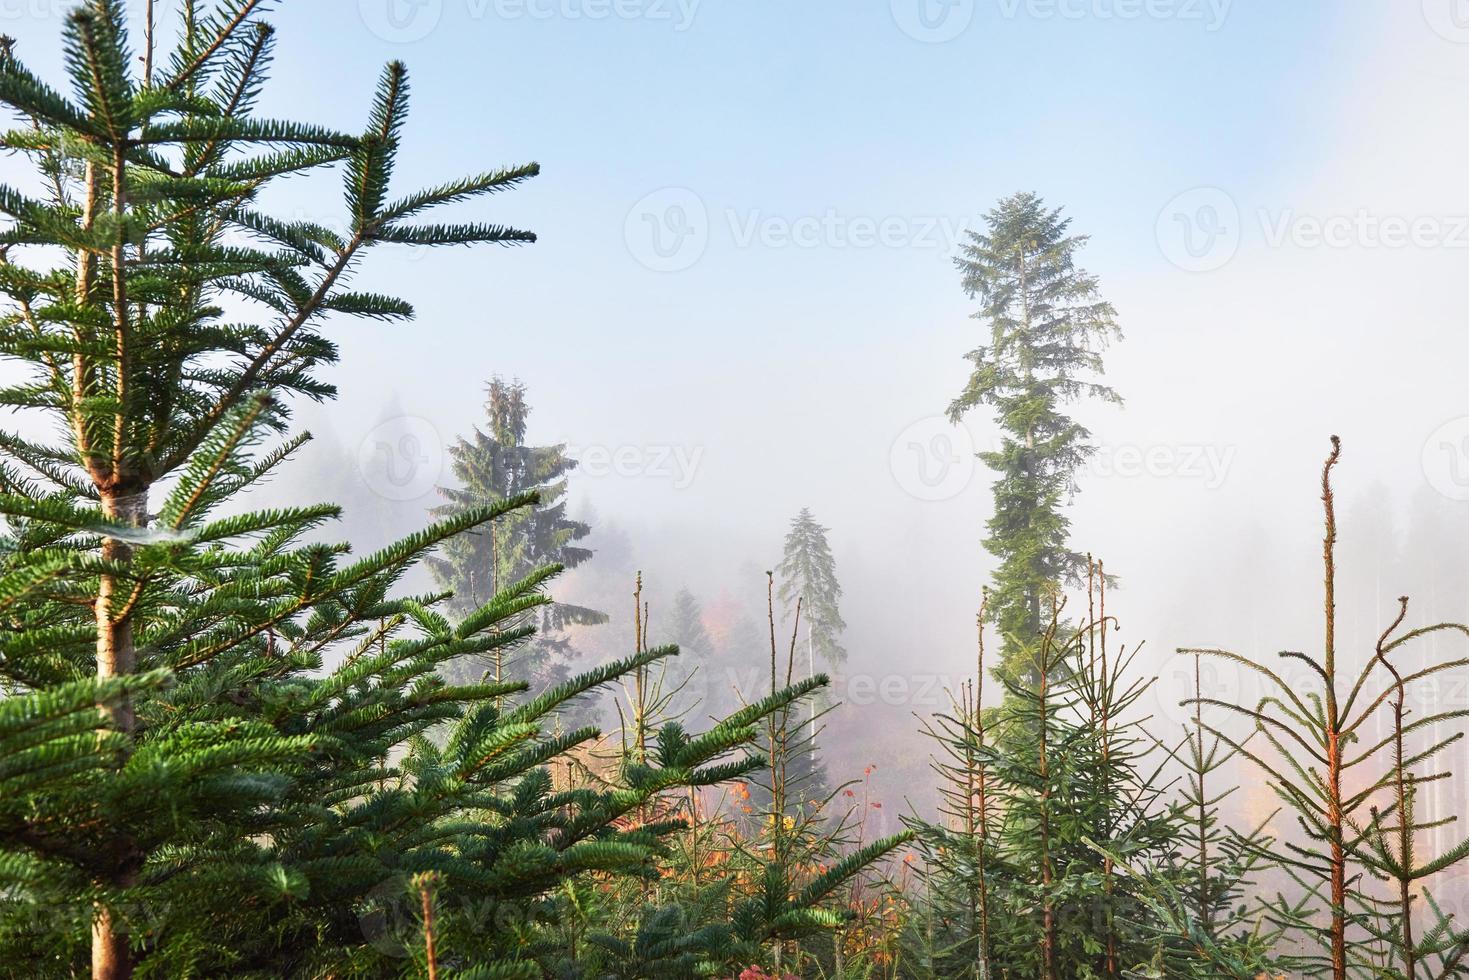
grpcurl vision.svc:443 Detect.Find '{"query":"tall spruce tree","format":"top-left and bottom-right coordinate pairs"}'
top-left (428, 376), bottom-right (605, 686)
top-left (948, 192), bottom-right (1121, 683)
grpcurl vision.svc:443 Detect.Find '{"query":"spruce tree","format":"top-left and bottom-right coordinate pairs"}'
top-left (776, 507), bottom-right (848, 673)
top-left (1186, 438), bottom-right (1469, 980)
top-left (663, 587), bottom-right (713, 659)
top-left (911, 579), bottom-right (1183, 980)
top-left (775, 508), bottom-right (845, 808)
top-left (0, 2), bottom-right (543, 974)
top-left (428, 376), bottom-right (605, 686)
top-left (0, 6), bottom-right (847, 978)
top-left (948, 192), bottom-right (1121, 683)
top-left (652, 586), bottom-right (714, 719)
top-left (1109, 652), bottom-right (1282, 978)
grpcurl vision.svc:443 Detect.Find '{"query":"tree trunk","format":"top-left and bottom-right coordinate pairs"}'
top-left (92, 905), bottom-right (132, 980)
top-left (1322, 440), bottom-right (1346, 980)
top-left (1038, 651), bottom-right (1056, 980)
top-left (93, 487), bottom-right (146, 980)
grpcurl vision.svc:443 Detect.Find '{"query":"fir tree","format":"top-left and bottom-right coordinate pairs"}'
top-left (571, 574), bottom-right (912, 980)
top-left (653, 586), bottom-right (715, 718)
top-left (0, 2), bottom-right (541, 974)
top-left (0, 6), bottom-right (848, 979)
top-left (1109, 651), bottom-right (1283, 978)
top-left (428, 376), bottom-right (606, 687)
top-left (911, 578), bottom-right (1181, 980)
top-left (738, 574), bottom-right (832, 825)
top-left (948, 192), bottom-right (1121, 684)
top-left (775, 508), bottom-right (845, 808)
top-left (1186, 438), bottom-right (1469, 980)
top-left (908, 601), bottom-right (1001, 979)
top-left (776, 507), bottom-right (848, 673)
top-left (663, 587), bottom-right (713, 659)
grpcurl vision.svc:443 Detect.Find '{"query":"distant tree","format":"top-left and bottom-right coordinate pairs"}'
top-left (652, 586), bottom-right (713, 710)
top-left (664, 587), bottom-right (714, 657)
top-left (720, 610), bottom-right (768, 663)
top-left (948, 192), bottom-right (1122, 684)
top-left (775, 509), bottom-right (846, 811)
top-left (776, 508), bottom-right (848, 674)
top-left (707, 609), bottom-right (772, 718)
top-left (428, 377), bottom-right (606, 685)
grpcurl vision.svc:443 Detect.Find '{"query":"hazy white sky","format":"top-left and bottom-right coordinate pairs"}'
top-left (3, 0), bottom-right (1468, 814)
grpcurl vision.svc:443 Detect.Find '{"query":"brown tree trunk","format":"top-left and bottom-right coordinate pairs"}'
top-left (94, 487), bottom-right (145, 979)
top-left (92, 484), bottom-right (146, 980)
top-left (91, 905), bottom-right (132, 980)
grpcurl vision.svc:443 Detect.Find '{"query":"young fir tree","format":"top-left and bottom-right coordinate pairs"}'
top-left (907, 600), bottom-right (1003, 979)
top-left (1187, 438), bottom-right (1469, 980)
top-left (1109, 652), bottom-right (1283, 979)
top-left (737, 574), bottom-right (833, 825)
top-left (427, 376), bottom-right (605, 686)
top-left (569, 575), bottom-right (911, 980)
top-left (911, 577), bottom-right (1184, 980)
top-left (0, 5), bottom-right (845, 978)
top-left (730, 575), bottom-right (912, 976)
top-left (0, 2), bottom-right (541, 972)
top-left (948, 192), bottom-right (1121, 684)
